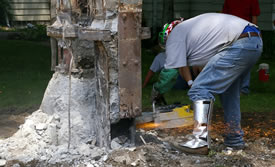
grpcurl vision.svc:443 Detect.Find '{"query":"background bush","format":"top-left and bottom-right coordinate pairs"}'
top-left (19, 24), bottom-right (48, 41)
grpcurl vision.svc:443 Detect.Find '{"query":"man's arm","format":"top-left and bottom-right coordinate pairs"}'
top-left (145, 52), bottom-right (165, 88)
top-left (179, 66), bottom-right (193, 87)
top-left (251, 0), bottom-right (260, 25)
top-left (143, 70), bottom-right (154, 88)
top-left (251, 16), bottom-right (257, 25)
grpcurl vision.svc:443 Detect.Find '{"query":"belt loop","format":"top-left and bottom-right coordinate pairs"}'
top-left (248, 32), bottom-right (251, 38)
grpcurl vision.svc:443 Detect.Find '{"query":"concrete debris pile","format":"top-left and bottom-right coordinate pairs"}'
top-left (0, 114), bottom-right (274, 166)
top-left (0, 110), bottom-right (108, 166)
top-left (0, 110), bottom-right (162, 166)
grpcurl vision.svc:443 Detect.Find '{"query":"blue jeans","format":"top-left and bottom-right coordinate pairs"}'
top-left (188, 36), bottom-right (263, 147)
top-left (241, 71), bottom-right (250, 94)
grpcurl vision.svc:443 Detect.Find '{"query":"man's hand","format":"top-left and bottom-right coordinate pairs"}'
top-left (151, 86), bottom-right (167, 105)
top-left (187, 80), bottom-right (193, 88)
top-left (151, 86), bottom-right (160, 102)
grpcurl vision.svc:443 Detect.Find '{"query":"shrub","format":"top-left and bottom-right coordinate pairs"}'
top-left (19, 24), bottom-right (49, 41)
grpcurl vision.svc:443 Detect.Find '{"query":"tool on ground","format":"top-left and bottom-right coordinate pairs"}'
top-left (136, 102), bottom-right (194, 129)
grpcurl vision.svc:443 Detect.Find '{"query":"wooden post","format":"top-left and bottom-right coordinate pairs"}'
top-left (118, 9), bottom-right (142, 119)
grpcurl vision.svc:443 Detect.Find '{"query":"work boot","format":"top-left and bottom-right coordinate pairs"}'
top-left (176, 100), bottom-right (213, 155)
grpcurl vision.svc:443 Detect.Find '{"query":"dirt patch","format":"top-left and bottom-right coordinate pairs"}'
top-left (0, 108), bottom-right (274, 167)
top-left (0, 113), bottom-right (30, 139)
top-left (107, 110), bottom-right (275, 167)
top-left (0, 106), bottom-right (38, 139)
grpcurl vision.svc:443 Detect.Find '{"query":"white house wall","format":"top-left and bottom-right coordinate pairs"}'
top-left (10, 0), bottom-right (51, 24)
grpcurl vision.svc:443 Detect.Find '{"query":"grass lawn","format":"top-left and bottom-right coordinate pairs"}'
top-left (0, 40), bottom-right (53, 111)
top-left (142, 46), bottom-right (275, 113)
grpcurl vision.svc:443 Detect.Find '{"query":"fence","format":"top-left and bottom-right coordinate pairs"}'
top-left (142, 0), bottom-right (275, 35)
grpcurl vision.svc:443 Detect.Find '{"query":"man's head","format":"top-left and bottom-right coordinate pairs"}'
top-left (158, 18), bottom-right (184, 48)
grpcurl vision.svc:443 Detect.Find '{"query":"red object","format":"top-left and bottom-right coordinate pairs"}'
top-left (222, 0), bottom-right (260, 22)
top-left (259, 69), bottom-right (269, 82)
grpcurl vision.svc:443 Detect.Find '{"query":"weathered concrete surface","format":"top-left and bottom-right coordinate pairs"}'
top-left (40, 72), bottom-right (97, 145)
top-left (103, 38), bottom-right (120, 124)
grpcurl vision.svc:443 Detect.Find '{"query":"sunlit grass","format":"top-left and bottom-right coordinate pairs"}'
top-left (0, 40), bottom-right (53, 110)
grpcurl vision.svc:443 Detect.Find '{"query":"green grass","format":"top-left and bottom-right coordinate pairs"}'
top-left (0, 40), bottom-right (53, 110)
top-left (142, 47), bottom-right (275, 113)
top-left (239, 60), bottom-right (275, 112)
top-left (0, 40), bottom-right (274, 113)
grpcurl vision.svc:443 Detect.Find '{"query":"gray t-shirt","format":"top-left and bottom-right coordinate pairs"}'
top-left (164, 13), bottom-right (254, 68)
top-left (150, 52), bottom-right (166, 72)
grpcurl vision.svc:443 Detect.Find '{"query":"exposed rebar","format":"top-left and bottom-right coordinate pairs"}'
top-left (68, 50), bottom-right (73, 150)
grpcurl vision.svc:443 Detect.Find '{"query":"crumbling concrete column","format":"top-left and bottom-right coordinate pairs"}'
top-left (43, 0), bottom-right (147, 148)
top-left (0, 0), bottom-right (150, 165)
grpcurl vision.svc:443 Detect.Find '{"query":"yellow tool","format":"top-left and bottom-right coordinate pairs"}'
top-left (136, 105), bottom-right (194, 129)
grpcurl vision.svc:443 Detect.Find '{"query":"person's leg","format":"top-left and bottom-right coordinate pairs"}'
top-left (180, 37), bottom-right (262, 154)
top-left (178, 48), bottom-right (243, 154)
top-left (177, 99), bottom-right (213, 155)
top-left (189, 37), bottom-right (262, 101)
top-left (219, 78), bottom-right (245, 148)
top-left (240, 71), bottom-right (250, 94)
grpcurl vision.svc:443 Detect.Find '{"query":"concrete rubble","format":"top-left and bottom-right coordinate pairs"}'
top-left (0, 159), bottom-right (6, 167)
top-left (0, 110), bottom-right (99, 166)
top-left (0, 0), bottom-right (274, 166)
top-left (0, 113), bottom-right (274, 166)
top-left (0, 108), bottom-right (127, 166)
